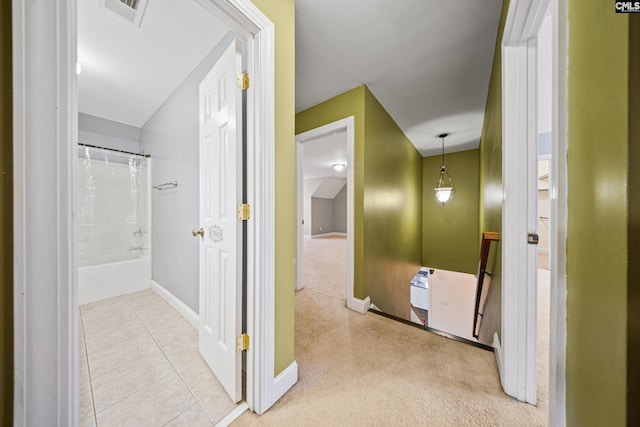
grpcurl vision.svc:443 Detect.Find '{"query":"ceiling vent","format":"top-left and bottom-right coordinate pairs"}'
top-left (99, 0), bottom-right (149, 27)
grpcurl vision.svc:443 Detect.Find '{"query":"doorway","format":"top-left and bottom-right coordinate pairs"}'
top-left (297, 130), bottom-right (348, 302)
top-left (12, 0), bottom-right (277, 423)
top-left (501, 0), bottom-right (567, 423)
top-left (295, 117), bottom-right (356, 311)
top-left (77, 6), bottom-right (247, 419)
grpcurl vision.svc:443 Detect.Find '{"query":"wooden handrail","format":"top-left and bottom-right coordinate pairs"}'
top-left (472, 232), bottom-right (500, 339)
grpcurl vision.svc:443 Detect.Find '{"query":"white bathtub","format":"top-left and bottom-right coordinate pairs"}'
top-left (79, 256), bottom-right (151, 305)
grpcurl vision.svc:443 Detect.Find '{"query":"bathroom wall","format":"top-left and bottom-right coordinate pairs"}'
top-left (78, 112), bottom-right (141, 153)
top-left (140, 32), bottom-right (237, 313)
top-left (422, 149), bottom-right (480, 275)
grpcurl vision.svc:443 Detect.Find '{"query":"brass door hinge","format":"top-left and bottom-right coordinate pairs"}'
top-left (237, 204), bottom-right (250, 221)
top-left (236, 333), bottom-right (250, 352)
top-left (237, 72), bottom-right (249, 90)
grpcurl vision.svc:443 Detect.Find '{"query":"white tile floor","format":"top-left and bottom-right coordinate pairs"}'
top-left (79, 289), bottom-right (239, 426)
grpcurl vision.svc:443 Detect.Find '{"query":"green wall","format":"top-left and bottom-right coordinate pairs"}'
top-left (362, 87), bottom-right (423, 320)
top-left (628, 14), bottom-right (640, 426)
top-left (296, 86), bottom-right (367, 299)
top-left (296, 86), bottom-right (423, 320)
top-left (566, 1), bottom-right (629, 424)
top-left (423, 149), bottom-right (480, 274)
top-left (0, 0), bottom-right (12, 424)
top-left (251, 0), bottom-right (296, 377)
top-left (477, 0), bottom-right (509, 345)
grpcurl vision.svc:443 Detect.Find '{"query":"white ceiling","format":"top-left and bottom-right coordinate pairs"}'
top-left (296, 0), bottom-right (502, 156)
top-left (78, 0), bottom-right (229, 127)
top-left (300, 130), bottom-right (348, 179)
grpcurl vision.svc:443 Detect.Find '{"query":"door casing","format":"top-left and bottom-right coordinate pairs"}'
top-left (501, 0), bottom-right (568, 425)
top-left (295, 117), bottom-right (362, 312)
top-left (11, 0), bottom-right (282, 423)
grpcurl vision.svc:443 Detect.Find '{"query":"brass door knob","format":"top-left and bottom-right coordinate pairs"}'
top-left (192, 228), bottom-right (204, 238)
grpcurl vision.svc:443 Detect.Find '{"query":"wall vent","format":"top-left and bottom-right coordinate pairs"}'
top-left (99, 0), bottom-right (149, 27)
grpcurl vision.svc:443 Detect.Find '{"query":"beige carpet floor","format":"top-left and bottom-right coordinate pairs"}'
top-left (234, 236), bottom-right (549, 426)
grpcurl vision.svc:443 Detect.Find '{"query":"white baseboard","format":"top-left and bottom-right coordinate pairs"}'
top-left (347, 296), bottom-right (370, 314)
top-left (493, 332), bottom-right (503, 378)
top-left (272, 361), bottom-right (298, 407)
top-left (311, 232), bottom-right (347, 239)
top-left (150, 280), bottom-right (199, 328)
top-left (215, 401), bottom-right (249, 427)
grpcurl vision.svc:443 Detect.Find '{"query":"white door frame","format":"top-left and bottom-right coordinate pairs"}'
top-left (295, 117), bottom-right (363, 312)
top-left (12, 0), bottom-right (279, 423)
top-left (501, 0), bottom-right (567, 424)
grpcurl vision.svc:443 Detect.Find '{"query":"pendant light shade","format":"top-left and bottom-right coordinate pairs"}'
top-left (434, 133), bottom-right (455, 203)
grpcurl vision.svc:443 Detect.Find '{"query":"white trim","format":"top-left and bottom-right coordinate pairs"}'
top-left (271, 361), bottom-right (298, 405)
top-left (296, 117), bottom-right (361, 312)
top-left (12, 0), bottom-right (78, 425)
top-left (549, 0), bottom-right (568, 424)
top-left (493, 332), bottom-right (503, 378)
top-left (502, 0), bottom-right (567, 425)
top-left (234, 2), bottom-right (281, 414)
top-left (150, 280), bottom-right (199, 328)
top-left (214, 401), bottom-right (250, 427)
top-left (12, 0), bottom-right (278, 421)
top-left (311, 232), bottom-right (347, 239)
top-left (347, 296), bottom-right (371, 314)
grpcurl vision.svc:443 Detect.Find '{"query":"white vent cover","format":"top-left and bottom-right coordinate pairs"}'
top-left (99, 0), bottom-right (149, 27)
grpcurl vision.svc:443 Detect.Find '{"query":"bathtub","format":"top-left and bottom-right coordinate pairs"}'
top-left (76, 146), bottom-right (151, 305)
top-left (78, 256), bottom-right (151, 305)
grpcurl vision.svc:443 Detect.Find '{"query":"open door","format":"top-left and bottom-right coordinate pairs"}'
top-left (196, 38), bottom-right (244, 403)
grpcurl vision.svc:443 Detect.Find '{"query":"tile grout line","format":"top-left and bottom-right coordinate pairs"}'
top-left (88, 294), bottom-right (171, 421)
top-left (128, 292), bottom-right (217, 426)
top-left (79, 311), bottom-right (99, 426)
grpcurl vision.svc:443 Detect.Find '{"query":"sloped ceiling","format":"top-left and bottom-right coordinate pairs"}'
top-left (301, 130), bottom-right (348, 179)
top-left (78, 0), bottom-right (229, 127)
top-left (308, 177), bottom-right (347, 200)
top-left (296, 0), bottom-right (502, 156)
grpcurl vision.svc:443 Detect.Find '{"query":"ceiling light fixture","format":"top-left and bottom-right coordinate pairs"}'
top-left (434, 133), bottom-right (455, 204)
top-left (332, 163), bottom-right (346, 172)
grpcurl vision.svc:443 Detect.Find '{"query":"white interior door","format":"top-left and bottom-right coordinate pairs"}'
top-left (197, 38), bottom-right (243, 403)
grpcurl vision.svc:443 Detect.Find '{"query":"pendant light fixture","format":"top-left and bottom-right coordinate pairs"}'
top-left (434, 133), bottom-right (455, 204)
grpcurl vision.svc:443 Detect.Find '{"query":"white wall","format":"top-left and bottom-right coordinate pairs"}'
top-left (78, 112), bottom-right (142, 153)
top-left (537, 14), bottom-right (552, 135)
top-left (140, 32), bottom-right (237, 313)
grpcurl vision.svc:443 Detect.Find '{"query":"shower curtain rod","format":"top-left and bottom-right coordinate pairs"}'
top-left (78, 142), bottom-right (151, 158)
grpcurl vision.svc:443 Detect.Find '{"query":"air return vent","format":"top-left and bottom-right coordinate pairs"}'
top-left (99, 0), bottom-right (149, 27)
